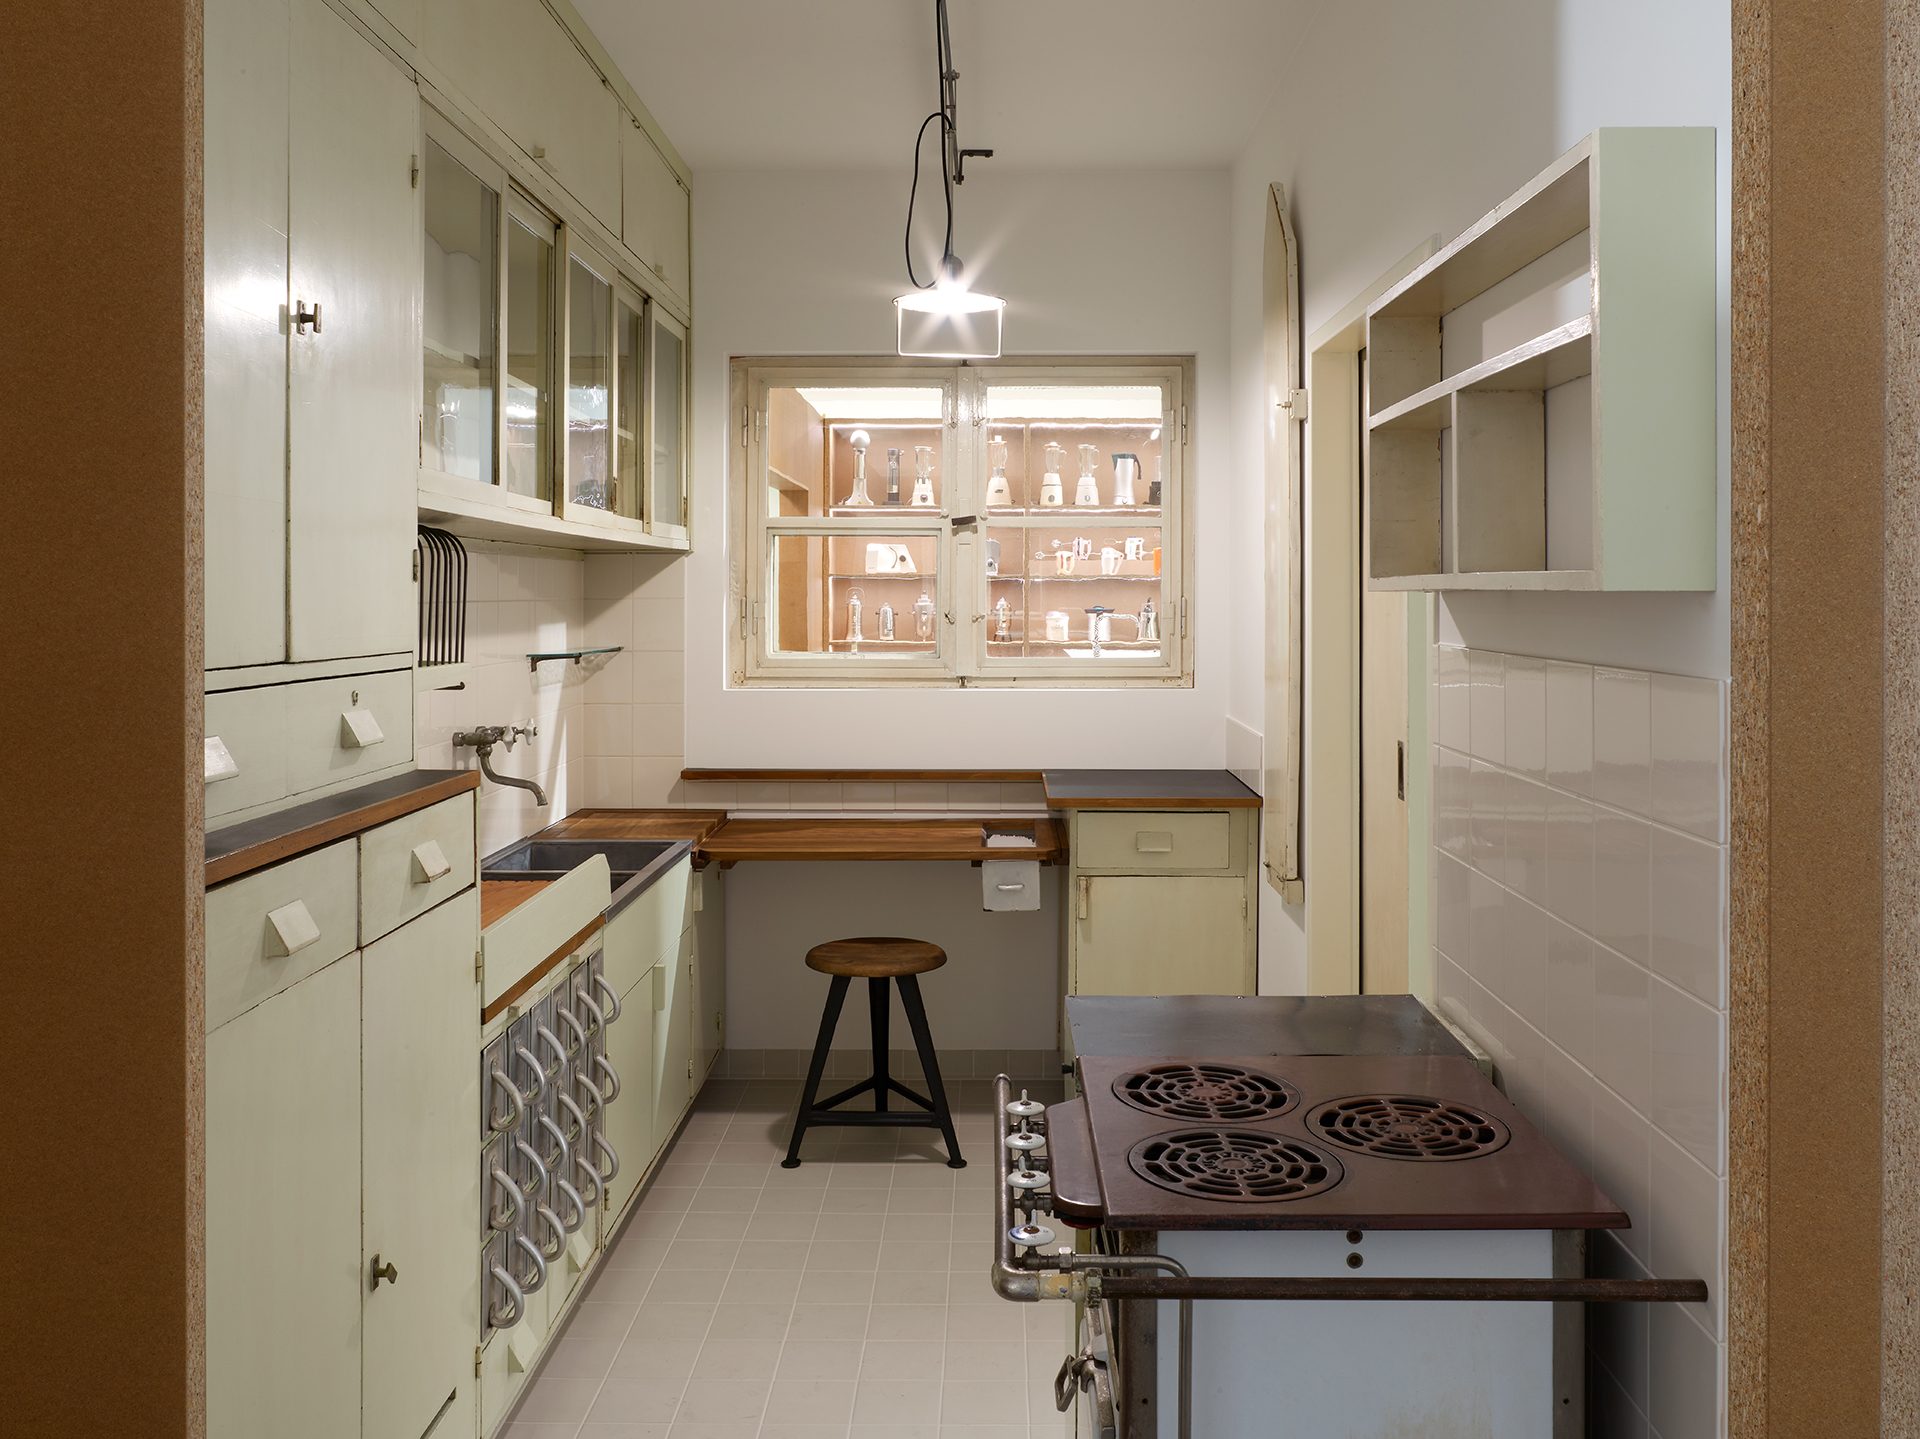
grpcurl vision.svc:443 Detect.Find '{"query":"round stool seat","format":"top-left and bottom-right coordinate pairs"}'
top-left (806, 936), bottom-right (947, 979)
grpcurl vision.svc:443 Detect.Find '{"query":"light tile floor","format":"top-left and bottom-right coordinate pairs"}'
top-left (504, 1075), bottom-right (1074, 1439)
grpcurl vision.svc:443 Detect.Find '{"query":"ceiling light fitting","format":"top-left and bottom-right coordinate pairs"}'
top-left (896, 0), bottom-right (1003, 358)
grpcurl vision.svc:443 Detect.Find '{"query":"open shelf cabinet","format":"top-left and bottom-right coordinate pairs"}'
top-left (1364, 127), bottom-right (1715, 592)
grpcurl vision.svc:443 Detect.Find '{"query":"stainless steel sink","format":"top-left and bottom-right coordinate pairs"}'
top-left (480, 838), bottom-right (681, 889)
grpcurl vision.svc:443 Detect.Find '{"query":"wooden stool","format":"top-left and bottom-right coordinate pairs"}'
top-left (781, 937), bottom-right (965, 1169)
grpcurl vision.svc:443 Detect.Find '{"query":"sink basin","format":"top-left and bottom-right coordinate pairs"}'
top-left (481, 838), bottom-right (679, 887)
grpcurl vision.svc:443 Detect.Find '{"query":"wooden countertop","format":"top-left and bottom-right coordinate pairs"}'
top-left (539, 808), bottom-right (731, 844)
top-left (696, 816), bottom-right (1066, 865)
top-left (480, 879), bottom-right (552, 930)
top-left (1042, 768), bottom-right (1261, 810)
top-left (206, 769), bottom-right (480, 886)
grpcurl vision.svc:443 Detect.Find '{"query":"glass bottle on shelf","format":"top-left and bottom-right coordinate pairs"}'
top-left (844, 429), bottom-right (874, 506)
top-left (878, 602), bottom-right (895, 641)
top-left (985, 435), bottom-right (1012, 507)
top-left (1111, 452), bottom-right (1139, 507)
top-left (911, 445), bottom-right (936, 507)
top-left (1075, 444), bottom-right (1101, 506)
top-left (914, 589), bottom-right (936, 641)
top-left (993, 596), bottom-right (1012, 642)
top-left (1039, 442), bottom-right (1066, 508)
top-left (885, 448), bottom-right (902, 505)
top-left (847, 587), bottom-right (864, 653)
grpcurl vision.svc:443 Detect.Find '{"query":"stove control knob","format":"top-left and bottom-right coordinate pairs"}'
top-left (1009, 1221), bottom-right (1058, 1249)
top-left (1007, 1167), bottom-right (1048, 1192)
top-left (1004, 1090), bottom-right (1046, 1120)
top-left (1005, 1129), bottom-right (1046, 1152)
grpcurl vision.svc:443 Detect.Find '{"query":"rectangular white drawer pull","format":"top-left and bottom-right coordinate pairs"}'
top-left (339, 708), bottom-right (385, 749)
top-left (204, 736), bottom-right (239, 784)
top-left (1135, 831), bottom-right (1175, 853)
top-left (265, 900), bottom-right (321, 957)
top-left (410, 840), bottom-right (452, 884)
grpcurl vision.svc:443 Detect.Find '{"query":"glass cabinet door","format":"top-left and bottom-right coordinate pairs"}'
top-left (564, 248), bottom-right (613, 511)
top-left (648, 310), bottom-right (687, 535)
top-left (611, 288), bottom-right (645, 522)
top-left (421, 138), bottom-right (498, 487)
top-left (503, 200), bottom-right (556, 501)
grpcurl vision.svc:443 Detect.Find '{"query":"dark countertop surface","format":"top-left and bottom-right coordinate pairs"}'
top-left (1067, 994), bottom-right (1468, 1060)
top-left (1042, 769), bottom-right (1262, 809)
top-left (206, 769), bottom-right (479, 885)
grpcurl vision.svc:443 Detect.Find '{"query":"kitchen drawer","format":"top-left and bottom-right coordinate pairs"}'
top-left (206, 839), bottom-right (358, 1031)
top-left (284, 669), bottom-right (412, 797)
top-left (1074, 811), bottom-right (1234, 874)
top-left (204, 685), bottom-right (290, 821)
top-left (602, 857), bottom-right (692, 999)
top-left (360, 792), bottom-right (476, 943)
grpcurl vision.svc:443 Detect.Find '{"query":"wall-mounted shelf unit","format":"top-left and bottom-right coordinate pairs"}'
top-left (1364, 127), bottom-right (1716, 592)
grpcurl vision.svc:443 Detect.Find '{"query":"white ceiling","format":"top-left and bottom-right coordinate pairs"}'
top-left (571, 0), bottom-right (1317, 171)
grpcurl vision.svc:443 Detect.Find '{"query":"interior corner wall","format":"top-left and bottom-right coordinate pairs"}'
top-left (681, 166), bottom-right (1233, 769)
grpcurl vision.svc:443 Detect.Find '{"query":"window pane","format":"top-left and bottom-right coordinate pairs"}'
top-left (566, 256), bottom-right (612, 510)
top-left (768, 533), bottom-right (939, 657)
top-left (987, 523), bottom-right (1163, 662)
top-left (613, 295), bottom-right (644, 520)
top-left (504, 213), bottom-right (553, 499)
top-left (765, 385), bottom-right (947, 517)
top-left (983, 384), bottom-right (1166, 515)
top-left (650, 318), bottom-right (684, 525)
top-left (421, 140), bottom-right (496, 485)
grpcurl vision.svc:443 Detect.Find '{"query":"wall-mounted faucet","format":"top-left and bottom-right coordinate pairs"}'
top-left (453, 724), bottom-right (548, 807)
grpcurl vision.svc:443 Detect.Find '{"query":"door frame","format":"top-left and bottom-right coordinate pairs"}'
top-left (1300, 240), bottom-right (1437, 996)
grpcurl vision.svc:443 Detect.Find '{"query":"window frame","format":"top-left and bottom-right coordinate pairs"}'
top-left (730, 356), bottom-right (1193, 688)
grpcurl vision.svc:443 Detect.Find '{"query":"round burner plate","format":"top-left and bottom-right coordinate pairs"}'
top-left (1127, 1128), bottom-right (1343, 1203)
top-left (1306, 1094), bottom-right (1512, 1161)
top-left (1112, 1062), bottom-right (1299, 1123)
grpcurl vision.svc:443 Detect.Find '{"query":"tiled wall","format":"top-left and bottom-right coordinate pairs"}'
top-left (1431, 645), bottom-right (1727, 1439)
top-left (415, 545), bottom-right (590, 856)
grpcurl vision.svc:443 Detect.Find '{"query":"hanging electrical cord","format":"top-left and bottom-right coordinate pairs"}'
top-left (902, 0), bottom-right (991, 291)
top-left (904, 108), bottom-right (956, 291)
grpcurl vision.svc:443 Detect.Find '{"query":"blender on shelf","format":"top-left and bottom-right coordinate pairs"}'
top-left (911, 445), bottom-right (937, 507)
top-left (985, 435), bottom-right (1012, 507)
top-left (1074, 444), bottom-right (1102, 506)
top-left (1039, 441), bottom-right (1066, 507)
top-left (914, 590), bottom-right (936, 641)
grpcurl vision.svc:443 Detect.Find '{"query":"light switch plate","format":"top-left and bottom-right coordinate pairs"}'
top-left (339, 708), bottom-right (385, 749)
top-left (265, 900), bottom-right (321, 957)
top-left (203, 736), bottom-right (239, 784)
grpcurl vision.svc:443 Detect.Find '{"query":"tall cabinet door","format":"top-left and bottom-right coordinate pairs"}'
top-left (287, 0), bottom-right (420, 663)
top-left (206, 955), bottom-right (361, 1439)
top-left (202, 0), bottom-right (289, 669)
top-left (1072, 877), bottom-right (1252, 997)
top-left (362, 891), bottom-right (481, 1439)
top-left (652, 929), bottom-right (694, 1140)
top-left (692, 869), bottom-right (724, 1084)
top-left (601, 962), bottom-right (657, 1223)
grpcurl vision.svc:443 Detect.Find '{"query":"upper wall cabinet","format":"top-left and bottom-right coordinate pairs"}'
top-left (622, 122), bottom-right (691, 313)
top-left (1364, 128), bottom-right (1716, 593)
top-left (423, 0), bottom-right (621, 235)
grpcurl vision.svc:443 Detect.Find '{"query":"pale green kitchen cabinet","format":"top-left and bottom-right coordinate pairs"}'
top-left (652, 926), bottom-right (696, 1143)
top-left (600, 956), bottom-right (658, 1223)
top-left (691, 866), bottom-right (725, 1087)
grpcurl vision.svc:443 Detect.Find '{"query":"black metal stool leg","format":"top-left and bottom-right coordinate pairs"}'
top-left (896, 974), bottom-right (964, 1168)
top-left (869, 977), bottom-right (890, 1113)
top-left (783, 974), bottom-right (850, 1168)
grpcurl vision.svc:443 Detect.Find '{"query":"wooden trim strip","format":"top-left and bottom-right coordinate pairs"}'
top-left (696, 816), bottom-right (1066, 865)
top-left (681, 768), bottom-right (1045, 785)
top-left (205, 770), bottom-right (480, 886)
top-left (482, 915), bottom-right (606, 1024)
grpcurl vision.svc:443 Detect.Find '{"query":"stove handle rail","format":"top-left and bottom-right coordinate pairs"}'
top-left (991, 1074), bottom-right (1194, 1439)
top-left (1088, 1273), bottom-right (1710, 1304)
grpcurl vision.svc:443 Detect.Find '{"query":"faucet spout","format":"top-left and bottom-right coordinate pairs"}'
top-left (453, 726), bottom-right (549, 807)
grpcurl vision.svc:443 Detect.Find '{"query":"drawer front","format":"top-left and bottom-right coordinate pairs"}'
top-left (283, 668), bottom-right (413, 798)
top-left (603, 857), bottom-right (692, 999)
top-left (204, 685), bottom-right (288, 821)
top-left (206, 839), bottom-right (358, 1031)
top-left (1075, 811), bottom-right (1234, 874)
top-left (360, 792), bottom-right (476, 943)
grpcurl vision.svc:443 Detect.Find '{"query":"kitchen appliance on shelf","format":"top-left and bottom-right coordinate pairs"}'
top-left (986, 435), bottom-right (1013, 507)
top-left (915, 590), bottom-right (936, 641)
top-left (1075, 444), bottom-right (1102, 506)
top-left (990, 998), bottom-right (1709, 1439)
top-left (1146, 454), bottom-right (1163, 507)
top-left (1040, 442), bottom-right (1067, 508)
top-left (878, 602), bottom-right (896, 641)
top-left (847, 588), bottom-right (864, 651)
top-left (1111, 452), bottom-right (1140, 507)
top-left (911, 445), bottom-right (937, 507)
top-left (843, 429), bottom-right (875, 507)
top-left (885, 447), bottom-right (903, 505)
top-left (993, 596), bottom-right (1013, 642)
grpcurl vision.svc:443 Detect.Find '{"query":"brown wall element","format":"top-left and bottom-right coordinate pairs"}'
top-left (1732, 0), bottom-right (1891, 1435)
top-left (0, 2), bottom-right (205, 1436)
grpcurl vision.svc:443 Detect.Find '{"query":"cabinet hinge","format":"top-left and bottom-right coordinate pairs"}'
top-left (1280, 387), bottom-right (1309, 422)
top-left (410, 153), bottom-right (420, 189)
top-left (473, 1345), bottom-right (482, 1378)
top-left (740, 404), bottom-right (750, 447)
top-left (1180, 404), bottom-right (1189, 442)
top-left (474, 948), bottom-right (484, 984)
top-left (688, 1060), bottom-right (695, 1080)
top-left (412, 550), bottom-right (420, 582)
top-left (1180, 598), bottom-right (1189, 638)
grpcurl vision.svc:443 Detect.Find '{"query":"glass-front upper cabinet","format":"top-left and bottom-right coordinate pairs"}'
top-left (612, 286), bottom-right (646, 521)
top-left (648, 309), bottom-right (689, 542)
top-left (564, 244), bottom-right (613, 511)
top-left (503, 199), bottom-right (556, 502)
top-left (421, 136), bottom-right (497, 487)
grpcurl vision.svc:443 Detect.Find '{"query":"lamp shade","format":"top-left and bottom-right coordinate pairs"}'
top-left (895, 280), bottom-right (1005, 359)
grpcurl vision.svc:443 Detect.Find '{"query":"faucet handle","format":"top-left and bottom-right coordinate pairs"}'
top-left (512, 723), bottom-right (540, 747)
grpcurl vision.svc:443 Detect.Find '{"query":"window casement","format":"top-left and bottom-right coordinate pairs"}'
top-left (731, 357), bottom-right (1192, 688)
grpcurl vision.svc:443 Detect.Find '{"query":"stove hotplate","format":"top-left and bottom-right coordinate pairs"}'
top-left (1062, 1053), bottom-right (1626, 1232)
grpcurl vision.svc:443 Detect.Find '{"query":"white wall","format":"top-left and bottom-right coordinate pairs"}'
top-left (1222, 4), bottom-right (1732, 1433)
top-left (683, 166), bottom-right (1233, 768)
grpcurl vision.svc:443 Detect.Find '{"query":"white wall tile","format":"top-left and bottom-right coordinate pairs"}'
top-left (1650, 674), bottom-right (1726, 843)
top-left (1466, 868), bottom-right (1506, 994)
top-left (1590, 1083), bottom-right (1653, 1268)
top-left (1650, 981), bottom-right (1725, 1174)
top-left (840, 782), bottom-right (896, 811)
top-left (1649, 825), bottom-right (1726, 1008)
top-left (583, 650), bottom-right (635, 704)
top-left (1590, 943), bottom-right (1652, 1115)
top-left (1433, 747), bottom-right (1468, 863)
top-left (1544, 914), bottom-right (1594, 1069)
top-left (1501, 889), bottom-right (1548, 1031)
top-left (1650, 1130), bottom-right (1725, 1340)
top-left (1538, 1039), bottom-right (1594, 1160)
top-left (733, 781), bottom-right (791, 811)
top-left (1467, 759), bottom-right (1506, 875)
top-left (632, 595), bottom-right (687, 651)
top-left (1593, 806), bottom-right (1653, 965)
top-left (1593, 667), bottom-right (1653, 817)
top-left (1504, 773), bottom-right (1548, 900)
top-left (893, 782), bottom-right (948, 810)
top-left (788, 782), bottom-right (846, 811)
top-left (632, 703), bottom-right (684, 758)
top-left (943, 783), bottom-right (1001, 811)
top-left (1467, 650), bottom-right (1505, 764)
top-left (631, 649), bottom-right (686, 704)
top-left (1503, 654), bottom-right (1547, 780)
top-left (631, 757), bottom-right (682, 807)
top-left (585, 702), bottom-right (632, 758)
top-left (1648, 1304), bottom-right (1721, 1439)
top-left (1590, 1360), bottom-right (1652, 1439)
top-left (1435, 853), bottom-right (1470, 962)
top-left (1544, 789), bottom-right (1596, 935)
top-left (1545, 661), bottom-right (1594, 795)
top-left (1437, 645), bottom-right (1470, 752)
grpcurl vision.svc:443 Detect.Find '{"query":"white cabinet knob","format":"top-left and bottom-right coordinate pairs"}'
top-left (204, 736), bottom-right (239, 784)
top-left (265, 900), bottom-right (321, 957)
top-left (410, 840), bottom-right (452, 884)
top-left (339, 709), bottom-right (385, 749)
